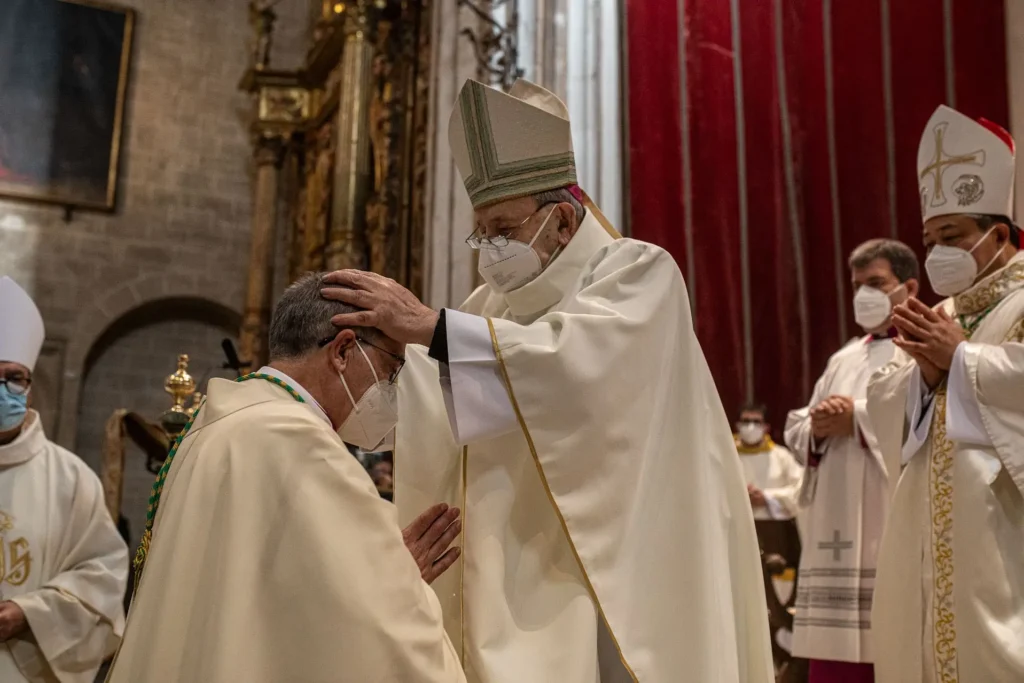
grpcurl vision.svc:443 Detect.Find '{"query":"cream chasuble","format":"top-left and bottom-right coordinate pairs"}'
top-left (783, 336), bottom-right (892, 663)
top-left (0, 411), bottom-right (128, 683)
top-left (867, 254), bottom-right (1024, 683)
top-left (735, 438), bottom-right (804, 522)
top-left (107, 377), bottom-right (464, 683)
top-left (396, 212), bottom-right (773, 683)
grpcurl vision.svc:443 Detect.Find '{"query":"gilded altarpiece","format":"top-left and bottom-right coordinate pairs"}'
top-left (285, 1), bottom-right (432, 299)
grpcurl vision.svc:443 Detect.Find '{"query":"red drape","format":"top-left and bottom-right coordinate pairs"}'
top-left (625, 0), bottom-right (1009, 430)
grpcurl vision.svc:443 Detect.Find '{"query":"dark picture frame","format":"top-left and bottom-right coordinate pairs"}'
top-left (0, 0), bottom-right (134, 211)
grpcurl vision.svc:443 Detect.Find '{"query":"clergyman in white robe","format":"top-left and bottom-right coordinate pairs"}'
top-left (735, 435), bottom-right (803, 522)
top-left (0, 411), bottom-right (128, 683)
top-left (868, 259), bottom-right (1024, 683)
top-left (0, 276), bottom-right (128, 683)
top-left (784, 335), bottom-right (892, 666)
top-left (866, 106), bottom-right (1024, 683)
top-left (390, 78), bottom-right (772, 683)
top-left (107, 275), bottom-right (464, 683)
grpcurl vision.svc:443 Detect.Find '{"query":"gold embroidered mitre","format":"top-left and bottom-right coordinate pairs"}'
top-left (917, 105), bottom-right (1016, 222)
top-left (448, 78), bottom-right (577, 209)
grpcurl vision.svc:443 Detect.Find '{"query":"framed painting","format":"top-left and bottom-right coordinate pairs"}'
top-left (0, 0), bottom-right (134, 211)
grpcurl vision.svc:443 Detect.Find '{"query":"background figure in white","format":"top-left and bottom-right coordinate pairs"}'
top-left (785, 240), bottom-right (921, 683)
top-left (735, 401), bottom-right (803, 522)
top-left (0, 276), bottom-right (128, 683)
top-left (868, 105), bottom-right (1024, 683)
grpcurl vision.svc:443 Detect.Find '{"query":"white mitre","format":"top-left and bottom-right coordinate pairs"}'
top-left (918, 104), bottom-right (1016, 222)
top-left (448, 78), bottom-right (577, 209)
top-left (0, 276), bottom-right (45, 371)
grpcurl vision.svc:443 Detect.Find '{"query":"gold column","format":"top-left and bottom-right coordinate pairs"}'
top-left (325, 2), bottom-right (377, 271)
top-left (239, 135), bottom-right (286, 368)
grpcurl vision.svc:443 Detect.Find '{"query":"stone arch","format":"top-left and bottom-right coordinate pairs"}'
top-left (56, 272), bottom-right (243, 448)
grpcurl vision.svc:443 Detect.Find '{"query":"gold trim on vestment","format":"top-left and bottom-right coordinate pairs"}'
top-left (486, 318), bottom-right (639, 682)
top-left (953, 259), bottom-right (1024, 315)
top-left (929, 391), bottom-right (959, 683)
top-left (581, 190), bottom-right (622, 240)
top-left (460, 445), bottom-right (468, 670)
top-left (734, 435), bottom-right (777, 455)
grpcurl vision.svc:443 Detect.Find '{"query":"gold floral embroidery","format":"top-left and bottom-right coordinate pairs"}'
top-left (954, 259), bottom-right (1024, 315)
top-left (1004, 318), bottom-right (1024, 344)
top-left (930, 391), bottom-right (959, 683)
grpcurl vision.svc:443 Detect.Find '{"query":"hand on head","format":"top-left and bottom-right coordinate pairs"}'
top-left (321, 271), bottom-right (439, 347)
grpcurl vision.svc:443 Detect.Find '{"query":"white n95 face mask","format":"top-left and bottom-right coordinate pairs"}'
top-left (925, 228), bottom-right (1005, 297)
top-left (738, 422), bottom-right (765, 446)
top-left (478, 206), bottom-right (558, 293)
top-left (337, 342), bottom-right (399, 451)
top-left (853, 284), bottom-right (903, 331)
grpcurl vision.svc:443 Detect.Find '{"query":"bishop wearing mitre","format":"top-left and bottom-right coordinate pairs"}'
top-left (0, 277), bottom-right (128, 683)
top-left (323, 78), bottom-right (773, 682)
top-left (867, 106), bottom-right (1024, 682)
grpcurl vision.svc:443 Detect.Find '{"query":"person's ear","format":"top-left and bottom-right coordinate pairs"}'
top-left (557, 203), bottom-right (578, 244)
top-left (994, 221), bottom-right (1011, 246)
top-left (328, 329), bottom-right (358, 374)
top-left (905, 278), bottom-right (919, 299)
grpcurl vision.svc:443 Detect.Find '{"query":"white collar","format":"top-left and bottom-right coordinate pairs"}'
top-left (257, 366), bottom-right (332, 426)
top-left (0, 410), bottom-right (47, 467)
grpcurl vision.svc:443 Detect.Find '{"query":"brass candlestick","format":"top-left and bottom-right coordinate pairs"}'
top-left (161, 355), bottom-right (196, 438)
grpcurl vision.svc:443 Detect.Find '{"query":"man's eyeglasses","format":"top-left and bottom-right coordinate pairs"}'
top-left (0, 376), bottom-right (31, 396)
top-left (465, 203), bottom-right (554, 250)
top-left (318, 335), bottom-right (405, 385)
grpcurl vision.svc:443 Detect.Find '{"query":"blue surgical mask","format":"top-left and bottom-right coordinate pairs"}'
top-left (0, 385), bottom-right (28, 432)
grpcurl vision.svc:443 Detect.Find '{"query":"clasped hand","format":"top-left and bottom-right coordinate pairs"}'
top-left (0, 600), bottom-right (27, 641)
top-left (891, 298), bottom-right (965, 387)
top-left (747, 484), bottom-right (766, 508)
top-left (810, 395), bottom-right (855, 439)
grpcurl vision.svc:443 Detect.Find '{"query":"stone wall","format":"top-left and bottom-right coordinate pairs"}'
top-left (0, 0), bottom-right (309, 546)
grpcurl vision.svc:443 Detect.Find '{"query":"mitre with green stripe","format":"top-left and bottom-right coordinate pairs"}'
top-left (449, 78), bottom-right (577, 209)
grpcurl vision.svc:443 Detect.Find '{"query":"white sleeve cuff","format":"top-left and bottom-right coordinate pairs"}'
top-left (440, 310), bottom-right (517, 445)
top-left (946, 342), bottom-right (992, 446)
top-left (902, 365), bottom-right (934, 465)
top-left (763, 493), bottom-right (787, 520)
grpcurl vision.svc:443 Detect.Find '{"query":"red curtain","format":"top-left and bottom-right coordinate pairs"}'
top-left (626, 0), bottom-right (1009, 431)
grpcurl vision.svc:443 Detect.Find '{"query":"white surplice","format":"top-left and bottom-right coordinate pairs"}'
top-left (0, 410), bottom-right (128, 683)
top-left (783, 336), bottom-right (892, 663)
top-left (867, 253), bottom-right (1024, 683)
top-left (736, 438), bottom-right (804, 522)
top-left (396, 211), bottom-right (774, 683)
top-left (107, 376), bottom-right (464, 683)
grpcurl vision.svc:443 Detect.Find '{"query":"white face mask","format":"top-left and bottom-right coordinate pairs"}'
top-left (336, 342), bottom-right (399, 451)
top-left (853, 283), bottom-right (903, 332)
top-left (738, 422), bottom-right (766, 446)
top-left (478, 206), bottom-right (559, 293)
top-left (925, 227), bottom-right (1005, 296)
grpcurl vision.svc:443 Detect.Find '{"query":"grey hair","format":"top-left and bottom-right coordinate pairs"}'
top-left (848, 238), bottom-right (920, 283)
top-left (268, 272), bottom-right (371, 361)
top-left (531, 187), bottom-right (585, 222)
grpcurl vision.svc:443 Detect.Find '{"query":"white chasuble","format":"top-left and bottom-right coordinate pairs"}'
top-left (107, 378), bottom-right (464, 683)
top-left (783, 337), bottom-right (892, 663)
top-left (0, 411), bottom-right (128, 683)
top-left (867, 255), bottom-right (1024, 683)
top-left (396, 212), bottom-right (774, 683)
